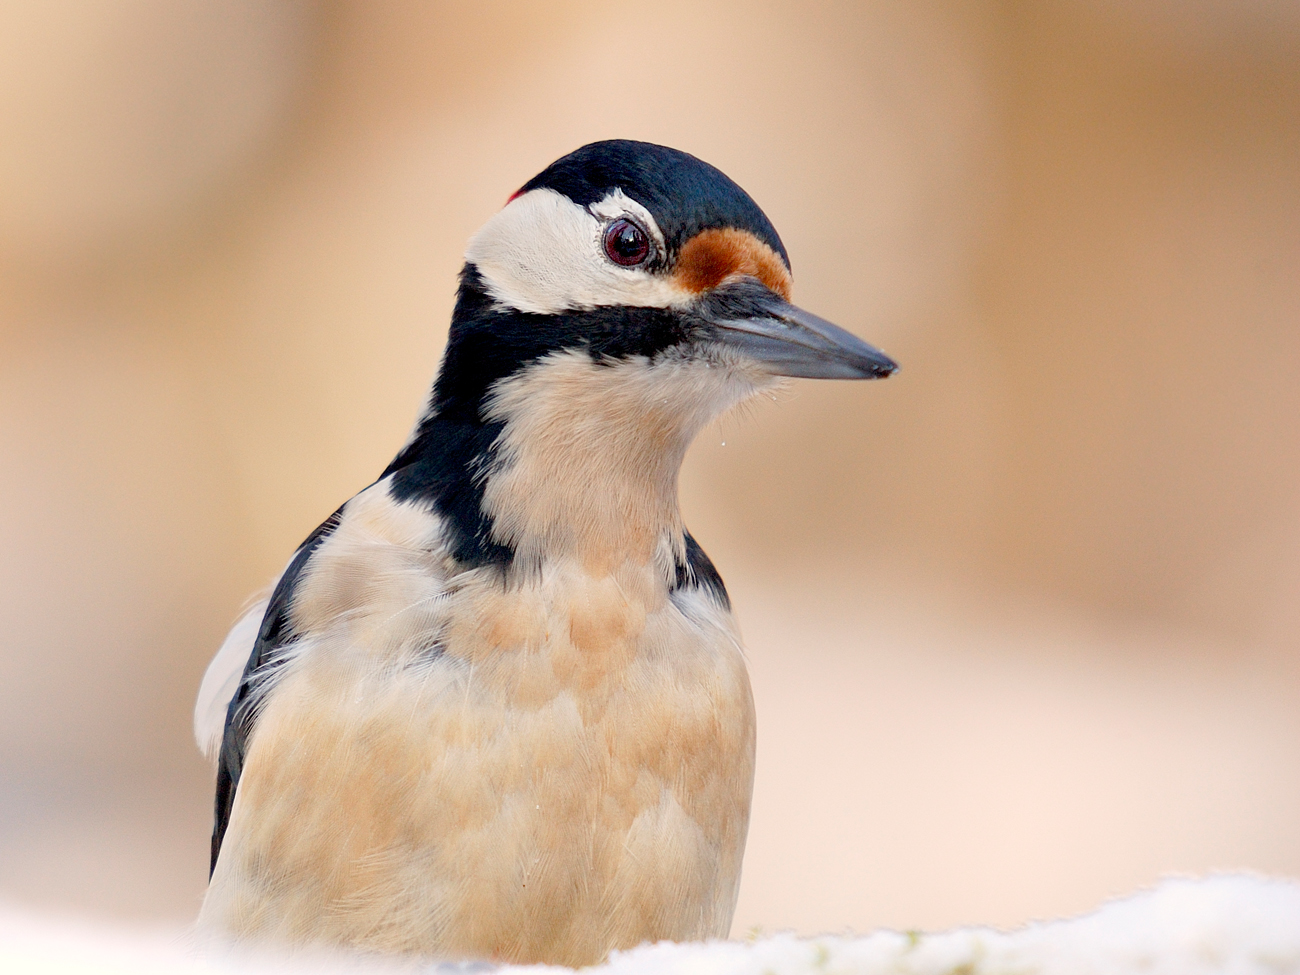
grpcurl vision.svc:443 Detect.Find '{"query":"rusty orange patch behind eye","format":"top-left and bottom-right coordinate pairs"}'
top-left (671, 227), bottom-right (792, 300)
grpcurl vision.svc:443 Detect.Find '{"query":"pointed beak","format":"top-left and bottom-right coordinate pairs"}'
top-left (699, 279), bottom-right (898, 380)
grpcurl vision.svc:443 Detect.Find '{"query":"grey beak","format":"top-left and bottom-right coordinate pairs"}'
top-left (700, 279), bottom-right (898, 380)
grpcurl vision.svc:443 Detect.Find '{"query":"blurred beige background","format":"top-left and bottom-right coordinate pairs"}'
top-left (1, 0), bottom-right (1298, 937)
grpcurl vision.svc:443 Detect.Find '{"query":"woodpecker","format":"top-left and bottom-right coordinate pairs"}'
top-left (193, 140), bottom-right (896, 965)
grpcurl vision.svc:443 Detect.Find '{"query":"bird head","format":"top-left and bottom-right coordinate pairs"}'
top-left (391, 140), bottom-right (897, 573)
top-left (460, 139), bottom-right (895, 379)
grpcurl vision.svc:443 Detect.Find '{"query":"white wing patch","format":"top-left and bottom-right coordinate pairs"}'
top-left (194, 589), bottom-right (275, 761)
top-left (465, 188), bottom-right (690, 315)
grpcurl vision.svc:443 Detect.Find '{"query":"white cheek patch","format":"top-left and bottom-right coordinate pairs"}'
top-left (465, 188), bottom-right (692, 315)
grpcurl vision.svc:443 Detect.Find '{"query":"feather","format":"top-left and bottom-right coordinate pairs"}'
top-left (194, 590), bottom-right (274, 761)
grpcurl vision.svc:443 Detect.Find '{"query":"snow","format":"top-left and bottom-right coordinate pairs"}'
top-left (2, 875), bottom-right (1297, 975)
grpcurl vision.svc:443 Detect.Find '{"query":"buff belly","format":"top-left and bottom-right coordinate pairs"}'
top-left (199, 564), bottom-right (756, 966)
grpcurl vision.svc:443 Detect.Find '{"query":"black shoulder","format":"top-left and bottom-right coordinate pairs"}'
top-left (210, 506), bottom-right (342, 877)
top-left (672, 531), bottom-right (730, 610)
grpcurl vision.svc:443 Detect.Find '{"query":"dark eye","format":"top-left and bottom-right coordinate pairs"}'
top-left (603, 218), bottom-right (651, 266)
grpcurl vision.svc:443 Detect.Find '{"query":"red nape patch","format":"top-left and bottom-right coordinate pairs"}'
top-left (505, 187), bottom-right (526, 206)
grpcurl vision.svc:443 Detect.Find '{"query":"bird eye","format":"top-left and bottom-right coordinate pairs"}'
top-left (603, 218), bottom-right (651, 267)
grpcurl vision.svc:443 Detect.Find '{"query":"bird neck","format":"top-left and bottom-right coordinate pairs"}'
top-left (386, 270), bottom-right (718, 578)
top-left (477, 349), bottom-right (693, 575)
top-left (391, 367), bottom-right (693, 577)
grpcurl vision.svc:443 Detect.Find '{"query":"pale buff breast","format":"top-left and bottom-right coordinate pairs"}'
top-left (199, 533), bottom-right (756, 967)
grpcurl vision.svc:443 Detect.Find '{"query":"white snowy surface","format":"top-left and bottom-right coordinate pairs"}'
top-left (2, 875), bottom-right (1297, 975)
